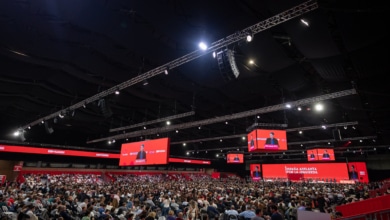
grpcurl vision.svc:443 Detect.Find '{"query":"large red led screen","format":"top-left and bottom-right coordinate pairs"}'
top-left (226, 153), bottom-right (244, 164)
top-left (255, 129), bottom-right (287, 151)
top-left (307, 148), bottom-right (335, 161)
top-left (317, 148), bottom-right (335, 161)
top-left (250, 164), bottom-right (262, 180)
top-left (247, 130), bottom-right (257, 152)
top-left (119, 138), bottom-right (169, 166)
top-left (348, 162), bottom-right (369, 183)
top-left (262, 163), bottom-right (350, 182)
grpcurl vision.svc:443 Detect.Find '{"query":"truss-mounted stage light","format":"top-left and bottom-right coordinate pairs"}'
top-left (44, 121), bottom-right (54, 134)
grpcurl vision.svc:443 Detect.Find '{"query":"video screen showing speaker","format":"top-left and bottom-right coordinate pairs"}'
top-left (317, 148), bottom-right (335, 161)
top-left (307, 149), bottom-right (319, 161)
top-left (250, 164), bottom-right (262, 180)
top-left (226, 152), bottom-right (244, 164)
top-left (119, 138), bottom-right (170, 166)
top-left (307, 148), bottom-right (335, 161)
top-left (348, 162), bottom-right (369, 183)
top-left (251, 129), bottom-right (287, 151)
top-left (247, 130), bottom-right (257, 152)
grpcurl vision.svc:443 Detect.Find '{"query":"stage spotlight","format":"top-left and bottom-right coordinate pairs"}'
top-left (198, 42), bottom-right (208, 50)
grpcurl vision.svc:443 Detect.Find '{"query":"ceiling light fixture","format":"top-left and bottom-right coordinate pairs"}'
top-left (198, 42), bottom-right (208, 51)
top-left (300, 18), bottom-right (309, 26)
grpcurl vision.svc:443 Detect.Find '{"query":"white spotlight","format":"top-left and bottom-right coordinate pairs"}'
top-left (299, 131), bottom-right (303, 134)
top-left (183, 143), bottom-right (186, 146)
top-left (242, 136), bottom-right (246, 140)
top-left (246, 34), bottom-right (253, 42)
top-left (13, 130), bottom-right (20, 136)
top-left (212, 51), bottom-right (216, 58)
top-left (297, 107), bottom-right (302, 111)
top-left (285, 104), bottom-right (292, 108)
top-left (115, 90), bottom-right (120, 95)
top-left (249, 60), bottom-right (254, 65)
top-left (198, 42), bottom-right (208, 51)
top-left (166, 121), bottom-right (171, 125)
top-left (300, 18), bottom-right (309, 26)
top-left (315, 103), bottom-right (324, 111)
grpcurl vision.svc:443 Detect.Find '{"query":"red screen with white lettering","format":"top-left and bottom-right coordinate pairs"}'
top-left (262, 163), bottom-right (350, 182)
top-left (119, 138), bottom-right (169, 166)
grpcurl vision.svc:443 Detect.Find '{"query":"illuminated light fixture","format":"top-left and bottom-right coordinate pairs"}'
top-left (314, 103), bottom-right (324, 111)
top-left (216, 154), bottom-right (219, 157)
top-left (186, 152), bottom-right (189, 155)
top-left (257, 115), bottom-right (260, 119)
top-left (166, 121), bottom-right (171, 125)
top-left (352, 126), bottom-right (356, 130)
top-left (175, 130), bottom-right (179, 133)
top-left (360, 140), bottom-right (363, 142)
top-left (285, 104), bottom-right (292, 108)
top-left (156, 133), bottom-right (160, 136)
top-left (297, 107), bottom-right (302, 111)
top-left (212, 51), bottom-right (216, 58)
top-left (344, 126), bottom-right (347, 129)
top-left (198, 42), bottom-right (208, 50)
top-left (205, 151), bottom-right (208, 153)
top-left (27, 126), bottom-right (31, 129)
top-left (143, 126), bottom-right (147, 130)
top-left (299, 131), bottom-right (303, 134)
top-left (126, 138), bottom-right (129, 141)
top-left (13, 130), bottom-right (20, 136)
top-left (225, 121), bottom-right (228, 125)
top-left (249, 59), bottom-right (255, 65)
top-left (112, 139), bottom-right (116, 143)
top-left (242, 136), bottom-right (246, 140)
top-left (220, 139), bottom-right (223, 142)
top-left (9, 49), bottom-right (28, 57)
top-left (321, 125), bottom-right (327, 129)
top-left (41, 120), bottom-right (45, 124)
top-left (246, 34), bottom-right (253, 42)
top-left (142, 80), bottom-right (149, 86)
top-left (58, 112), bottom-right (65, 119)
top-left (183, 143), bottom-right (186, 146)
top-left (198, 126), bottom-right (201, 129)
top-left (115, 89), bottom-right (120, 95)
top-left (108, 140), bottom-right (112, 144)
top-left (328, 142), bottom-right (331, 145)
top-left (300, 18), bottom-right (309, 26)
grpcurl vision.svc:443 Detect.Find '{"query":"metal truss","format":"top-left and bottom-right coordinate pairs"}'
top-left (20, 0), bottom-right (318, 131)
top-left (87, 89), bottom-right (356, 143)
top-left (109, 111), bottom-right (195, 132)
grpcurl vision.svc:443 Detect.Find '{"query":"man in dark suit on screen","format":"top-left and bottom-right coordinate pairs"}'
top-left (252, 166), bottom-right (261, 178)
top-left (233, 154), bottom-right (240, 162)
top-left (265, 132), bottom-right (279, 146)
top-left (136, 144), bottom-right (147, 160)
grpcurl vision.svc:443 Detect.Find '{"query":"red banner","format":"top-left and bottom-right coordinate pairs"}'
top-left (0, 144), bottom-right (119, 158)
top-left (168, 158), bottom-right (211, 165)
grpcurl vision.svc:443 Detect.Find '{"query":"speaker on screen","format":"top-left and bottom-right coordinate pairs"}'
top-left (119, 138), bottom-right (170, 166)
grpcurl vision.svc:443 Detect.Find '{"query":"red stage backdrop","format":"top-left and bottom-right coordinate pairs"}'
top-left (119, 138), bottom-right (170, 166)
top-left (262, 163), bottom-right (350, 182)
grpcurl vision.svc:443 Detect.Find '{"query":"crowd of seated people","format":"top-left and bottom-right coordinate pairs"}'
top-left (0, 172), bottom-right (388, 220)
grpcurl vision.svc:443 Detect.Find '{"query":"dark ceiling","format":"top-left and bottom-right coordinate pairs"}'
top-left (0, 0), bottom-right (389, 163)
